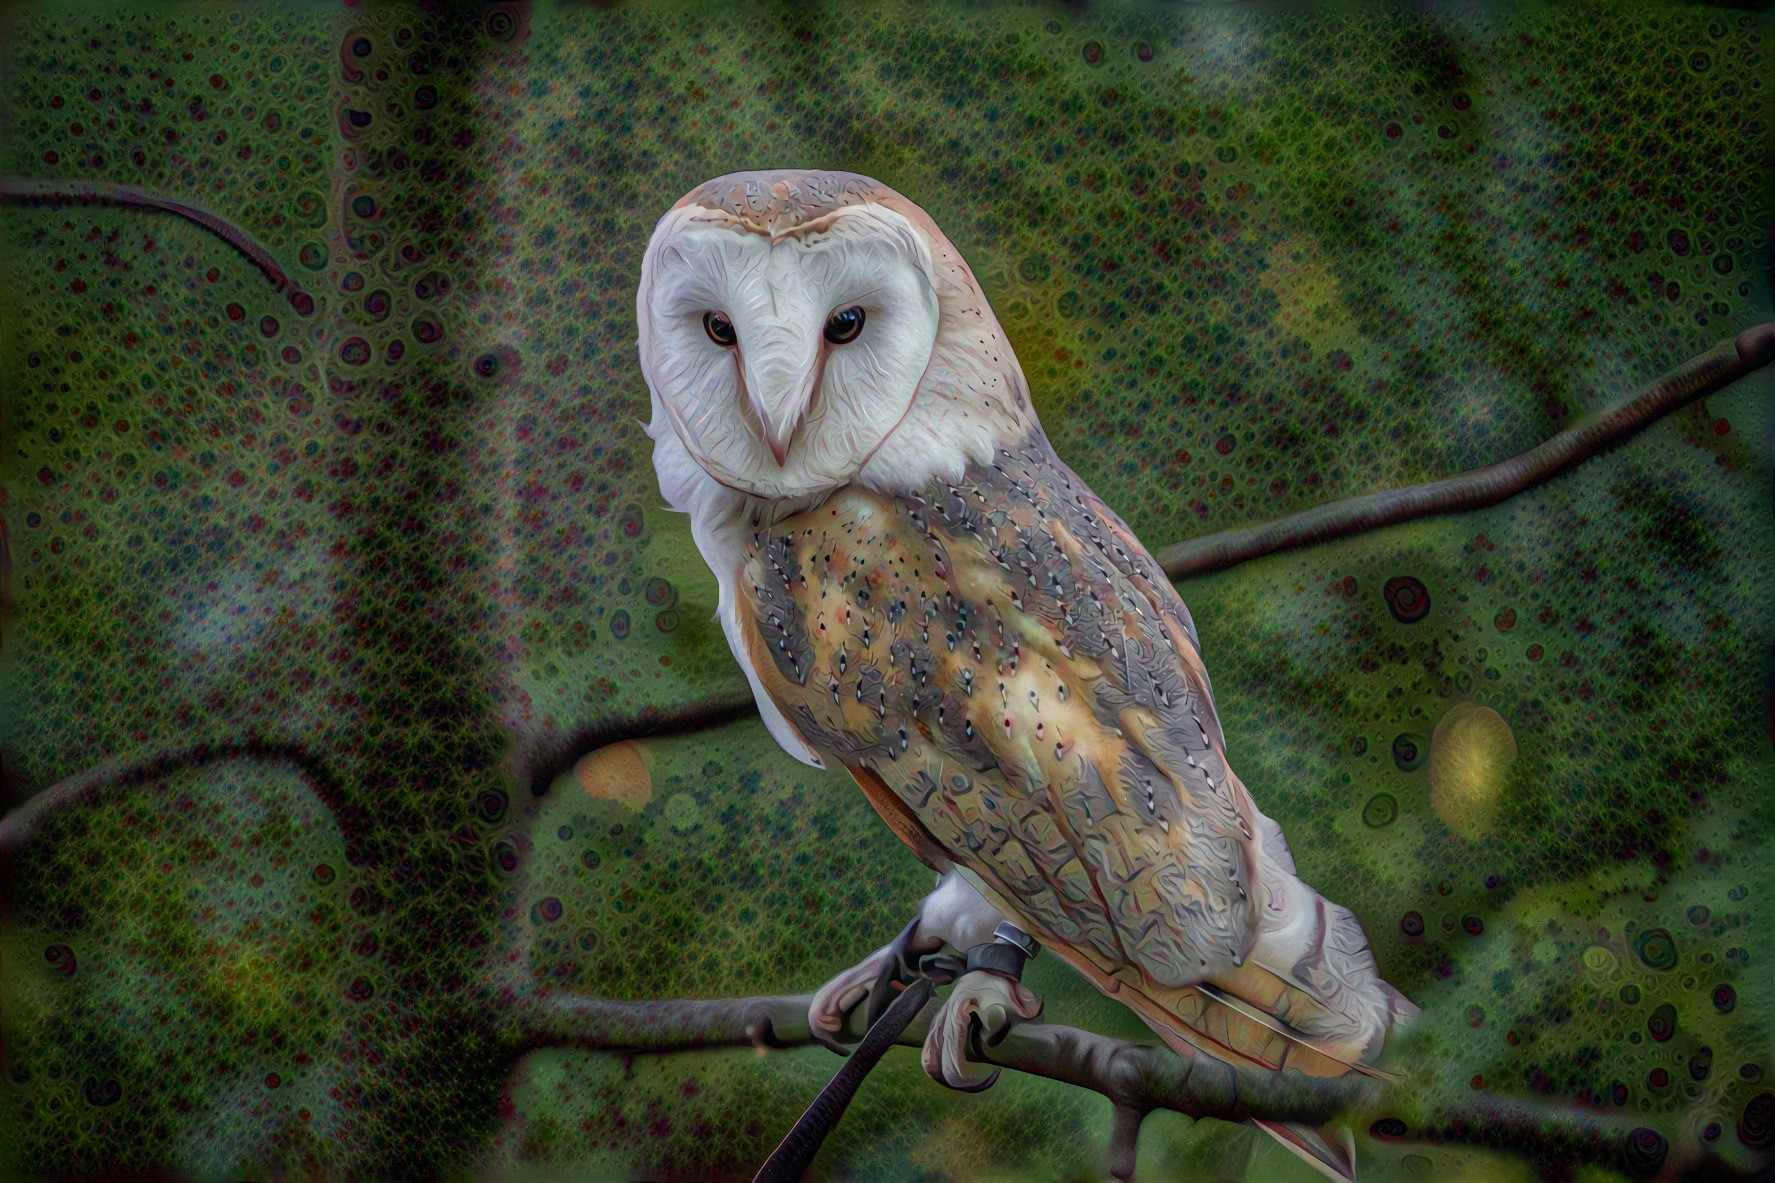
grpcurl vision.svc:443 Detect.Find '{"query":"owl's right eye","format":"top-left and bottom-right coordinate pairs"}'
top-left (703, 311), bottom-right (736, 347)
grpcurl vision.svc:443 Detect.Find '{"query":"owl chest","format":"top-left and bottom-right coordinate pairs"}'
top-left (742, 484), bottom-right (1122, 785)
top-left (747, 491), bottom-right (981, 758)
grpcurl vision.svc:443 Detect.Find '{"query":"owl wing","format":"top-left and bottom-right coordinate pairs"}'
top-left (967, 444), bottom-right (1395, 1072)
top-left (738, 440), bottom-right (1369, 1078)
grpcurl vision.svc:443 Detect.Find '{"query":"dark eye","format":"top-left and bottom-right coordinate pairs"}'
top-left (703, 311), bottom-right (736, 347)
top-left (823, 305), bottom-right (865, 345)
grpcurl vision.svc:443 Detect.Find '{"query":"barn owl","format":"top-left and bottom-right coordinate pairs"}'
top-left (639, 170), bottom-right (1416, 1180)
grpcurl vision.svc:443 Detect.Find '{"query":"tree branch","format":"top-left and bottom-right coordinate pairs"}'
top-left (0, 742), bottom-right (330, 857)
top-left (7, 172), bottom-right (1769, 585)
top-left (0, 695), bottom-right (762, 859)
top-left (1159, 322), bottom-right (1775, 579)
top-left (501, 987), bottom-right (1707, 1173)
top-left (0, 179), bottom-right (312, 314)
top-left (502, 988), bottom-right (1378, 1127)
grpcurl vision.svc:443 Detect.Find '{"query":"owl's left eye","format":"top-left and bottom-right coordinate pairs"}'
top-left (823, 305), bottom-right (865, 345)
top-left (703, 311), bottom-right (736, 347)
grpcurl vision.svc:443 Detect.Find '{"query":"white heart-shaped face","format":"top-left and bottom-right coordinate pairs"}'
top-left (637, 203), bottom-right (941, 501)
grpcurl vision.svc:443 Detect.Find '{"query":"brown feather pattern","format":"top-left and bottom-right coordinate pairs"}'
top-left (741, 432), bottom-right (1402, 1078)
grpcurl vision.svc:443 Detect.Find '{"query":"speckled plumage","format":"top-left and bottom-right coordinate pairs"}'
top-left (747, 438), bottom-right (1242, 968)
top-left (740, 433), bottom-right (1410, 1076)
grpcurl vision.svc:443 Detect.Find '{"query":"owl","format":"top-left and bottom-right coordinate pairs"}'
top-left (638, 170), bottom-right (1416, 1180)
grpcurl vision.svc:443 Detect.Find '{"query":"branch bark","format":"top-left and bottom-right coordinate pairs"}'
top-left (502, 988), bottom-right (1379, 1127)
top-left (500, 987), bottom-right (1683, 1173)
top-left (1158, 322), bottom-right (1775, 579)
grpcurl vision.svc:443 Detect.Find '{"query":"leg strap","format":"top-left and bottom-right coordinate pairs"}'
top-left (919, 921), bottom-right (1040, 984)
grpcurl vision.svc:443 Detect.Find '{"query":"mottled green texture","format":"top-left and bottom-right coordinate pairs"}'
top-left (1, 0), bottom-right (1771, 1179)
top-left (514, 726), bottom-right (942, 1004)
top-left (2, 760), bottom-right (350, 1177)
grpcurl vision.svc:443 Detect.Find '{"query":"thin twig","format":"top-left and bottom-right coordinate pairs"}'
top-left (0, 744), bottom-right (295, 857)
top-left (1159, 322), bottom-right (1775, 579)
top-left (1, 179), bottom-right (309, 310)
top-left (0, 694), bottom-right (766, 858)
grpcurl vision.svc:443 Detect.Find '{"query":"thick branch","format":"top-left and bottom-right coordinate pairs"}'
top-left (1159, 322), bottom-right (1775, 579)
top-left (503, 988), bottom-right (1692, 1171)
top-left (503, 988), bottom-right (819, 1055)
top-left (504, 988), bottom-right (1377, 1127)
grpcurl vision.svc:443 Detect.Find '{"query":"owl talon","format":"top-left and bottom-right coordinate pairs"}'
top-left (921, 969), bottom-right (1043, 1092)
top-left (808, 950), bottom-right (887, 1053)
top-left (809, 916), bottom-right (936, 1051)
top-left (807, 1015), bottom-right (855, 1057)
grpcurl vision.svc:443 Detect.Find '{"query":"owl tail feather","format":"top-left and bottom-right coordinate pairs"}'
top-left (1116, 970), bottom-right (1379, 1085)
top-left (1250, 1119), bottom-right (1357, 1182)
top-left (1194, 981), bottom-right (1401, 1082)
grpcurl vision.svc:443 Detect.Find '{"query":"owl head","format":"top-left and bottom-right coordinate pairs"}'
top-left (638, 170), bottom-right (1033, 503)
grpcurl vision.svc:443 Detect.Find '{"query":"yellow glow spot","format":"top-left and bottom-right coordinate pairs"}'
top-left (573, 740), bottom-right (652, 811)
top-left (1429, 701), bottom-right (1517, 840)
top-left (1258, 234), bottom-right (1355, 351)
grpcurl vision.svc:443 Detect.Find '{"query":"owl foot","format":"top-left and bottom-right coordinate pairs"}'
top-left (920, 969), bottom-right (1043, 1092)
top-left (807, 916), bottom-right (938, 1055)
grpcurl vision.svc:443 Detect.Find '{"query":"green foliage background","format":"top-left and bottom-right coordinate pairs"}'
top-left (1, 1), bottom-right (1771, 1179)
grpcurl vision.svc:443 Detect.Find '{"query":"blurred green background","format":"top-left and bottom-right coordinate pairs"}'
top-left (1, 1), bottom-right (1771, 1179)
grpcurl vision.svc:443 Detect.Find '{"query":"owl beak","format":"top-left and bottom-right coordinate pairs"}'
top-left (762, 417), bottom-right (795, 466)
top-left (741, 348), bottom-right (819, 467)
